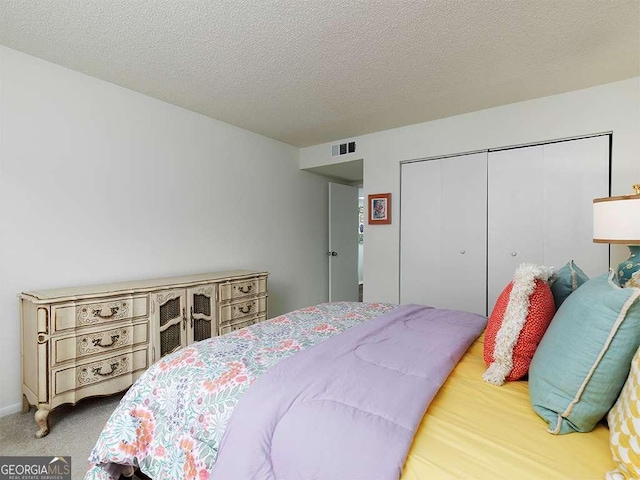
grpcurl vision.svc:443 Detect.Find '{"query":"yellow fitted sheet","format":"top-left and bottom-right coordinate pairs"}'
top-left (401, 335), bottom-right (614, 480)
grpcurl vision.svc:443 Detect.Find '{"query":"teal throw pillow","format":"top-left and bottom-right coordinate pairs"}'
top-left (549, 260), bottom-right (589, 309)
top-left (529, 270), bottom-right (640, 434)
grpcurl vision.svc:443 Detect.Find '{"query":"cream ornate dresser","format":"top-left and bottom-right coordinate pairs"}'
top-left (19, 270), bottom-right (268, 438)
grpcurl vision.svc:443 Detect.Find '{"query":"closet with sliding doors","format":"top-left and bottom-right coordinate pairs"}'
top-left (400, 134), bottom-right (611, 316)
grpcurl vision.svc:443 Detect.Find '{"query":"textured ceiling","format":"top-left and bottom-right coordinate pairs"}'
top-left (0, 0), bottom-right (639, 147)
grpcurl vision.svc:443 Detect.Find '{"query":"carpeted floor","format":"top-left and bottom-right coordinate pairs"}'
top-left (0, 393), bottom-right (125, 479)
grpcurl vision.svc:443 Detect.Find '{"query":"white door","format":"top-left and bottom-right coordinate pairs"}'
top-left (488, 146), bottom-right (545, 311)
top-left (540, 136), bottom-right (610, 276)
top-left (487, 136), bottom-right (610, 311)
top-left (439, 153), bottom-right (488, 314)
top-left (400, 159), bottom-right (442, 307)
top-left (400, 153), bottom-right (487, 314)
top-left (329, 182), bottom-right (359, 302)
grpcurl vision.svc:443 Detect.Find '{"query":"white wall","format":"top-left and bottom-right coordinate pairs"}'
top-left (0, 46), bottom-right (331, 415)
top-left (301, 78), bottom-right (640, 304)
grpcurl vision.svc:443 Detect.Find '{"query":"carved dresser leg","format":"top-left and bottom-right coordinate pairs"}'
top-left (21, 395), bottom-right (30, 414)
top-left (34, 408), bottom-right (50, 438)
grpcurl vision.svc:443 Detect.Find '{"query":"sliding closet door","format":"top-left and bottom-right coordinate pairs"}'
top-left (400, 159), bottom-right (442, 307)
top-left (488, 146), bottom-right (544, 311)
top-left (439, 154), bottom-right (488, 314)
top-left (401, 152), bottom-right (487, 315)
top-left (487, 136), bottom-right (610, 311)
top-left (541, 136), bottom-right (610, 276)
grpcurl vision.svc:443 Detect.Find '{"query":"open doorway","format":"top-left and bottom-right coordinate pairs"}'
top-left (358, 189), bottom-right (364, 301)
top-left (304, 159), bottom-right (363, 302)
top-left (328, 182), bottom-right (359, 301)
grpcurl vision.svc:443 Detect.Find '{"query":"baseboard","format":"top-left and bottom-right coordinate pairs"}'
top-left (0, 402), bottom-right (22, 418)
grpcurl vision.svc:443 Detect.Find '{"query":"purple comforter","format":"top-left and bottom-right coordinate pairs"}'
top-left (211, 305), bottom-right (486, 480)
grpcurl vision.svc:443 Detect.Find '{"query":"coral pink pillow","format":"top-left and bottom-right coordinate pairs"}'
top-left (483, 263), bottom-right (556, 385)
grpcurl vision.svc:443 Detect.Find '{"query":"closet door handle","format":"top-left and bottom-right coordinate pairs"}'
top-left (460, 250), bottom-right (466, 255)
top-left (511, 251), bottom-right (518, 257)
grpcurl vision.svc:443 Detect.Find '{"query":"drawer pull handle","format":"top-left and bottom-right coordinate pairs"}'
top-left (238, 304), bottom-right (253, 314)
top-left (93, 361), bottom-right (119, 377)
top-left (93, 306), bottom-right (120, 319)
top-left (92, 334), bottom-right (120, 348)
top-left (238, 284), bottom-right (253, 294)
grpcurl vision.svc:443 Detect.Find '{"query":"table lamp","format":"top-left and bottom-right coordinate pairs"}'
top-left (593, 184), bottom-right (640, 286)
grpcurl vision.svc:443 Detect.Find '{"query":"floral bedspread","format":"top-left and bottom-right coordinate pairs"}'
top-left (85, 302), bottom-right (396, 480)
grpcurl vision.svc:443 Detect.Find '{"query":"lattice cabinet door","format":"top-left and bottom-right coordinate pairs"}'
top-left (150, 289), bottom-right (187, 362)
top-left (187, 285), bottom-right (217, 343)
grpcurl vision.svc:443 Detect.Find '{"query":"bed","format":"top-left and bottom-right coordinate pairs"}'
top-left (403, 335), bottom-right (613, 479)
top-left (85, 300), bottom-right (619, 480)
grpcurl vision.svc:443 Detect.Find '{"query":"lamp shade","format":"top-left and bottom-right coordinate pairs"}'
top-left (593, 194), bottom-right (640, 244)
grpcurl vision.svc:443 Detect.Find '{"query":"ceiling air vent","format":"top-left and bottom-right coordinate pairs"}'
top-left (332, 141), bottom-right (356, 157)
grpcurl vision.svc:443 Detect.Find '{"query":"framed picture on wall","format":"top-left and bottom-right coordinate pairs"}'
top-left (368, 193), bottom-right (391, 225)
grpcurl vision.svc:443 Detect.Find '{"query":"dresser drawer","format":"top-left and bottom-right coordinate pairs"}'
top-left (219, 296), bottom-right (267, 323)
top-left (53, 322), bottom-right (148, 365)
top-left (53, 295), bottom-right (148, 332)
top-left (219, 276), bottom-right (267, 302)
top-left (219, 314), bottom-right (266, 335)
top-left (53, 348), bottom-right (148, 395)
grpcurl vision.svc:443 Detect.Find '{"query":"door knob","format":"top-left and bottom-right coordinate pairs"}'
top-left (511, 251), bottom-right (518, 257)
top-left (460, 250), bottom-right (466, 255)
top-left (327, 251), bottom-right (338, 257)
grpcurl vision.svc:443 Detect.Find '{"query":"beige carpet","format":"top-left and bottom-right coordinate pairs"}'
top-left (0, 393), bottom-right (125, 479)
